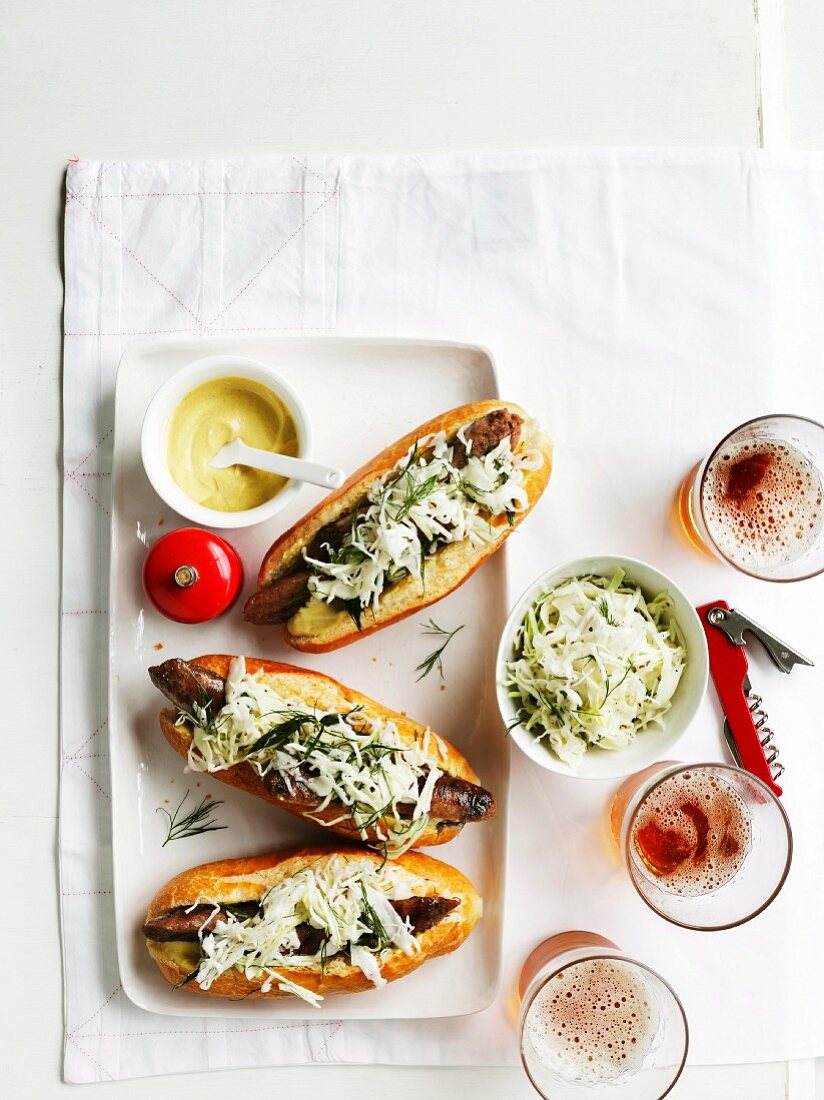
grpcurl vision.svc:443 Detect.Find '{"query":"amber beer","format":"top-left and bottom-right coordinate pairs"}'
top-left (676, 415), bottom-right (824, 581)
top-left (627, 769), bottom-right (751, 897)
top-left (612, 762), bottom-right (792, 931)
top-left (517, 932), bottom-right (689, 1098)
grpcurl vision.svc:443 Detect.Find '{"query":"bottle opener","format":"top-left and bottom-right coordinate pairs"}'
top-left (696, 601), bottom-right (814, 797)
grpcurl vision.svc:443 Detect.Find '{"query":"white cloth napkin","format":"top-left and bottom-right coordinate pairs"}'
top-left (62, 150), bottom-right (824, 1082)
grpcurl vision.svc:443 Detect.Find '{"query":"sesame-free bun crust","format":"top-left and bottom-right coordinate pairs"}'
top-left (250, 401), bottom-right (552, 651)
top-left (159, 655), bottom-right (479, 847)
top-left (145, 846), bottom-right (482, 1000)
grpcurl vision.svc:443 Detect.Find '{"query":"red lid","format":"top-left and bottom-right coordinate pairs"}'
top-left (142, 527), bottom-right (243, 624)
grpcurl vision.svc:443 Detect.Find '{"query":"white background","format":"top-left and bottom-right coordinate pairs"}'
top-left (0, 0), bottom-right (819, 1096)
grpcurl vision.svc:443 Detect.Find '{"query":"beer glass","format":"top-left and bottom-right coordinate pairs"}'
top-left (676, 414), bottom-right (824, 581)
top-left (611, 762), bottom-right (792, 930)
top-left (518, 931), bottom-right (688, 1099)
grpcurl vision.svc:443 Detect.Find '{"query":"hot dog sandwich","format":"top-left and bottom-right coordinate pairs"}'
top-left (244, 401), bottom-right (552, 650)
top-left (143, 847), bottom-right (481, 1003)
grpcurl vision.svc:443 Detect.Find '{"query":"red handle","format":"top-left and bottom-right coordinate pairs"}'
top-left (697, 600), bottom-right (783, 797)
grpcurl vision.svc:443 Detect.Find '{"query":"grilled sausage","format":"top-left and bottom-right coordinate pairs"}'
top-left (149, 661), bottom-right (496, 828)
top-left (150, 659), bottom-right (496, 826)
top-left (393, 773), bottom-right (496, 823)
top-left (143, 895), bottom-right (459, 945)
top-left (243, 409), bottom-right (526, 625)
top-left (261, 768), bottom-right (319, 807)
top-left (429, 774), bottom-right (496, 822)
top-left (142, 903), bottom-right (259, 941)
top-left (265, 767), bottom-right (497, 825)
top-left (243, 571), bottom-right (312, 625)
top-left (306, 513), bottom-right (357, 560)
top-left (148, 658), bottom-right (226, 714)
top-left (392, 895), bottom-right (460, 933)
top-left (451, 409), bottom-right (523, 469)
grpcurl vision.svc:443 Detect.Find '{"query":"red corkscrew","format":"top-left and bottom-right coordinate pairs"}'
top-left (697, 601), bottom-right (813, 798)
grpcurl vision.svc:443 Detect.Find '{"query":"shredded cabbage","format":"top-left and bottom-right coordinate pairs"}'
top-left (186, 657), bottom-right (448, 855)
top-left (191, 855), bottom-right (422, 1005)
top-left (503, 572), bottom-right (687, 767)
top-left (304, 424), bottom-right (542, 613)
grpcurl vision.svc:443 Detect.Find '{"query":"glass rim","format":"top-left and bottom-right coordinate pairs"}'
top-left (624, 761), bottom-right (794, 931)
top-left (697, 412), bottom-right (824, 582)
top-left (519, 949), bottom-right (689, 1100)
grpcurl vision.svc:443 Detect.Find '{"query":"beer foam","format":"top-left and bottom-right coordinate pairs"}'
top-left (523, 958), bottom-right (661, 1086)
top-left (702, 438), bottom-right (823, 571)
top-left (632, 770), bottom-right (751, 897)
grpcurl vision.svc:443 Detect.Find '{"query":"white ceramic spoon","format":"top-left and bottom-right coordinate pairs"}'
top-left (209, 438), bottom-right (345, 489)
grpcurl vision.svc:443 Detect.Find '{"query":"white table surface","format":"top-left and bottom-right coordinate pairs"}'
top-left (0, 0), bottom-right (816, 1095)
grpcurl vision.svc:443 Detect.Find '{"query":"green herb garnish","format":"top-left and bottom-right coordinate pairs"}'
top-left (248, 709), bottom-right (350, 755)
top-left (157, 790), bottom-right (227, 847)
top-left (174, 967), bottom-right (201, 989)
top-left (359, 882), bottom-right (390, 950)
top-left (597, 597), bottom-right (617, 626)
top-left (415, 618), bottom-right (465, 682)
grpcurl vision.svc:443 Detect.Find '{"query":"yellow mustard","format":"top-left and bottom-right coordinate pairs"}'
top-left (166, 376), bottom-right (298, 512)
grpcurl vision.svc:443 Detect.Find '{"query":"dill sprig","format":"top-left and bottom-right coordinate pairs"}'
top-left (157, 790), bottom-right (227, 847)
top-left (359, 882), bottom-right (390, 950)
top-left (249, 708), bottom-right (351, 755)
top-left (174, 967), bottom-right (201, 989)
top-left (415, 618), bottom-right (465, 682)
top-left (597, 597), bottom-right (617, 626)
top-left (600, 660), bottom-right (637, 708)
top-left (311, 430), bottom-right (520, 632)
top-left (393, 471), bottom-right (442, 522)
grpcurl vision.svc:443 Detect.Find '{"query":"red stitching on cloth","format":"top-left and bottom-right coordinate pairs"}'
top-left (66, 162), bottom-right (114, 204)
top-left (202, 190), bottom-right (338, 330)
top-left (67, 1035), bottom-right (114, 1080)
top-left (63, 890), bottom-right (113, 896)
top-left (315, 1020), bottom-right (343, 1058)
top-left (62, 609), bottom-right (107, 615)
top-left (66, 758), bottom-right (111, 800)
top-left (65, 326), bottom-right (333, 336)
top-left (91, 191), bottom-right (327, 199)
top-left (95, 1023), bottom-right (320, 1038)
top-left (65, 470), bottom-right (111, 515)
top-left (222, 326), bottom-right (334, 332)
top-left (69, 986), bottom-right (121, 1036)
top-left (72, 195), bottom-right (201, 323)
top-left (226, 1023), bottom-right (334, 1034)
top-left (79, 471), bottom-right (111, 477)
top-left (66, 328), bottom-right (200, 337)
top-left (66, 158), bottom-right (334, 202)
top-left (66, 718), bottom-right (107, 757)
top-left (66, 428), bottom-right (112, 479)
top-left (64, 425), bottom-right (113, 512)
top-left (291, 155), bottom-right (335, 192)
top-left (67, 751), bottom-right (109, 761)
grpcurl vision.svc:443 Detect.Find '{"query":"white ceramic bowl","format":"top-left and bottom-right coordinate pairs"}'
top-left (496, 555), bottom-right (709, 780)
top-left (140, 355), bottom-right (312, 529)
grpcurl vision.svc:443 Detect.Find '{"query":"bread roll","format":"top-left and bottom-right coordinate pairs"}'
top-left (154, 655), bottom-right (495, 851)
top-left (144, 846), bottom-right (482, 1001)
top-left (245, 400), bottom-right (552, 651)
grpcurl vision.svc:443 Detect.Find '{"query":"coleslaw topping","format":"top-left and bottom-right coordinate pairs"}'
top-left (184, 657), bottom-right (447, 855)
top-left (303, 423), bottom-right (542, 614)
top-left (504, 571), bottom-right (686, 766)
top-left (189, 855), bottom-right (423, 1005)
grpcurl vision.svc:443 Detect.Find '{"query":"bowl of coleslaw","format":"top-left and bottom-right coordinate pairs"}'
top-left (496, 556), bottom-right (708, 779)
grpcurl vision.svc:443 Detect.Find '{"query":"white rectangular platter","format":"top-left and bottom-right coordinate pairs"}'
top-left (109, 336), bottom-right (508, 1019)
